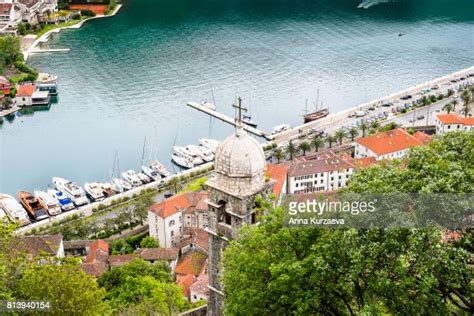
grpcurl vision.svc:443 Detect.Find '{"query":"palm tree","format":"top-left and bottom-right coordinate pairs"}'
top-left (360, 122), bottom-right (368, 137)
top-left (443, 102), bottom-right (453, 114)
top-left (348, 127), bottom-right (358, 141)
top-left (421, 96), bottom-right (429, 107)
top-left (273, 148), bottom-right (284, 163)
top-left (298, 142), bottom-right (311, 156)
top-left (325, 135), bottom-right (336, 149)
top-left (285, 141), bottom-right (297, 160)
top-left (461, 90), bottom-right (472, 117)
top-left (371, 121), bottom-right (380, 130)
top-left (335, 129), bottom-right (345, 145)
top-left (447, 89), bottom-right (455, 97)
top-left (166, 177), bottom-right (180, 195)
top-left (311, 137), bottom-right (323, 152)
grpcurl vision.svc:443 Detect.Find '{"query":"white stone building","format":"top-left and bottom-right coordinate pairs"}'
top-left (0, 1), bottom-right (21, 35)
top-left (435, 113), bottom-right (474, 134)
top-left (355, 128), bottom-right (428, 161)
top-left (14, 0), bottom-right (57, 25)
top-left (287, 153), bottom-right (355, 194)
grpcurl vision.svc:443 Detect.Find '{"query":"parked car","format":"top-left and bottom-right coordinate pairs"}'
top-left (417, 115), bottom-right (425, 120)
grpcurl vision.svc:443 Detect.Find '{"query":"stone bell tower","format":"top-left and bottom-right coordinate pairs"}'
top-left (205, 98), bottom-right (275, 316)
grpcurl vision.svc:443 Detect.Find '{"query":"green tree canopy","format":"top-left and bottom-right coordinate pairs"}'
top-left (140, 236), bottom-right (160, 248)
top-left (222, 131), bottom-right (473, 314)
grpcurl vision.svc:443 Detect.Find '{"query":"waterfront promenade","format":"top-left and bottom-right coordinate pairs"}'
top-left (12, 66), bottom-right (474, 234)
top-left (0, 106), bottom-right (20, 118)
top-left (271, 66), bottom-right (474, 144)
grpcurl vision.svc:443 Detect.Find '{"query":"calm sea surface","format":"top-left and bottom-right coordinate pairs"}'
top-left (1, 0), bottom-right (473, 194)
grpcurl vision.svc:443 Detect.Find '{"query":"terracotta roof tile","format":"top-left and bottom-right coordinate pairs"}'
top-left (353, 157), bottom-right (378, 168)
top-left (16, 84), bottom-right (36, 97)
top-left (355, 128), bottom-right (422, 156)
top-left (266, 163), bottom-right (288, 198)
top-left (81, 262), bottom-right (108, 277)
top-left (108, 254), bottom-right (139, 267)
top-left (437, 114), bottom-right (464, 125)
top-left (181, 228), bottom-right (209, 252)
top-left (462, 117), bottom-right (474, 125)
top-left (412, 131), bottom-right (432, 145)
top-left (288, 155), bottom-right (354, 177)
top-left (137, 248), bottom-right (179, 261)
top-left (149, 191), bottom-right (209, 218)
top-left (175, 250), bottom-right (207, 277)
top-left (177, 274), bottom-right (195, 297)
top-left (14, 235), bottom-right (62, 257)
top-left (84, 239), bottom-right (109, 264)
top-left (190, 273), bottom-right (209, 297)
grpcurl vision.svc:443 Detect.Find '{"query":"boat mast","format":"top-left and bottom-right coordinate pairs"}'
top-left (316, 89), bottom-right (320, 111)
top-left (141, 136), bottom-right (147, 166)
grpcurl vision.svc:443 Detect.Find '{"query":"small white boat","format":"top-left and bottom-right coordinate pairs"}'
top-left (174, 146), bottom-right (204, 165)
top-left (121, 170), bottom-right (142, 187)
top-left (172, 153), bottom-right (194, 169)
top-left (149, 160), bottom-right (172, 178)
top-left (52, 177), bottom-right (89, 206)
top-left (0, 194), bottom-right (30, 226)
top-left (186, 144), bottom-right (214, 162)
top-left (271, 124), bottom-right (290, 134)
top-left (84, 182), bottom-right (106, 202)
top-left (142, 166), bottom-right (162, 181)
top-left (201, 100), bottom-right (216, 111)
top-left (37, 72), bottom-right (58, 84)
top-left (34, 190), bottom-right (62, 216)
top-left (47, 189), bottom-right (75, 211)
top-left (137, 172), bottom-right (152, 184)
top-left (198, 138), bottom-right (220, 152)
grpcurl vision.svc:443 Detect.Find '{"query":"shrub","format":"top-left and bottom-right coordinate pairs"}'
top-left (400, 108), bottom-right (407, 114)
top-left (80, 10), bottom-right (96, 17)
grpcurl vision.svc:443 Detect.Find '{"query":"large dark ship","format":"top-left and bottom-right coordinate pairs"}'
top-left (304, 108), bottom-right (329, 123)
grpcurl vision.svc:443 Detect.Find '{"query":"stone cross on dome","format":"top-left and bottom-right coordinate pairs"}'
top-left (232, 97), bottom-right (247, 127)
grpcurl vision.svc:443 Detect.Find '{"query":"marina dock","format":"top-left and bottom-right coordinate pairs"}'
top-left (30, 48), bottom-right (70, 54)
top-left (0, 106), bottom-right (20, 118)
top-left (186, 101), bottom-right (273, 140)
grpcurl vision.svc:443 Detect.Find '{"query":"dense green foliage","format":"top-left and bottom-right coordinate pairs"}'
top-left (98, 259), bottom-right (186, 313)
top-left (0, 36), bottom-right (37, 83)
top-left (140, 236), bottom-right (160, 248)
top-left (222, 131), bottom-right (473, 314)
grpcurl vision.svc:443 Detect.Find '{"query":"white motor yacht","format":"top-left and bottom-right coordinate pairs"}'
top-left (174, 146), bottom-right (204, 165)
top-left (0, 194), bottom-right (30, 226)
top-left (111, 178), bottom-right (130, 192)
top-left (172, 153), bottom-right (194, 169)
top-left (186, 144), bottom-right (214, 162)
top-left (52, 177), bottom-right (89, 206)
top-left (84, 182), bottom-right (106, 202)
top-left (48, 189), bottom-right (75, 211)
top-left (121, 170), bottom-right (142, 187)
top-left (198, 138), bottom-right (220, 153)
top-left (137, 172), bottom-right (152, 184)
top-left (34, 190), bottom-right (62, 216)
top-left (97, 182), bottom-right (115, 197)
top-left (142, 166), bottom-right (161, 181)
top-left (149, 160), bottom-right (172, 178)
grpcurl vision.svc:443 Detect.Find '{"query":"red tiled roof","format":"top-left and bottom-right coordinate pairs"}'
top-left (353, 157), bottom-right (378, 169)
top-left (189, 272), bottom-right (209, 297)
top-left (181, 228), bottom-right (209, 252)
top-left (0, 3), bottom-right (12, 13)
top-left (412, 131), bottom-right (432, 145)
top-left (437, 114), bottom-right (463, 125)
top-left (108, 254), bottom-right (138, 267)
top-left (137, 248), bottom-right (179, 261)
top-left (176, 274), bottom-right (195, 297)
top-left (355, 128), bottom-right (422, 156)
top-left (84, 239), bottom-right (109, 263)
top-left (463, 117), bottom-right (474, 125)
top-left (16, 84), bottom-right (35, 97)
top-left (14, 235), bottom-right (62, 257)
top-left (149, 191), bottom-right (208, 218)
top-left (81, 262), bottom-right (108, 277)
top-left (266, 163), bottom-right (288, 198)
top-left (175, 250), bottom-right (207, 277)
top-left (288, 155), bottom-right (354, 177)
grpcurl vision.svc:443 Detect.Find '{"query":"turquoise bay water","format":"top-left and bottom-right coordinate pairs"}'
top-left (1, 0), bottom-right (473, 194)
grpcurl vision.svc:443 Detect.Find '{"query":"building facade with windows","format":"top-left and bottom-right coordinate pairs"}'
top-left (435, 113), bottom-right (474, 134)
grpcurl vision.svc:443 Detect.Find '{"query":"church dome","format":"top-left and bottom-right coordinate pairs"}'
top-left (214, 127), bottom-right (266, 178)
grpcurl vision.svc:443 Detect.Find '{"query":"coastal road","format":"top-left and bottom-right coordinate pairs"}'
top-left (271, 67), bottom-right (474, 145)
